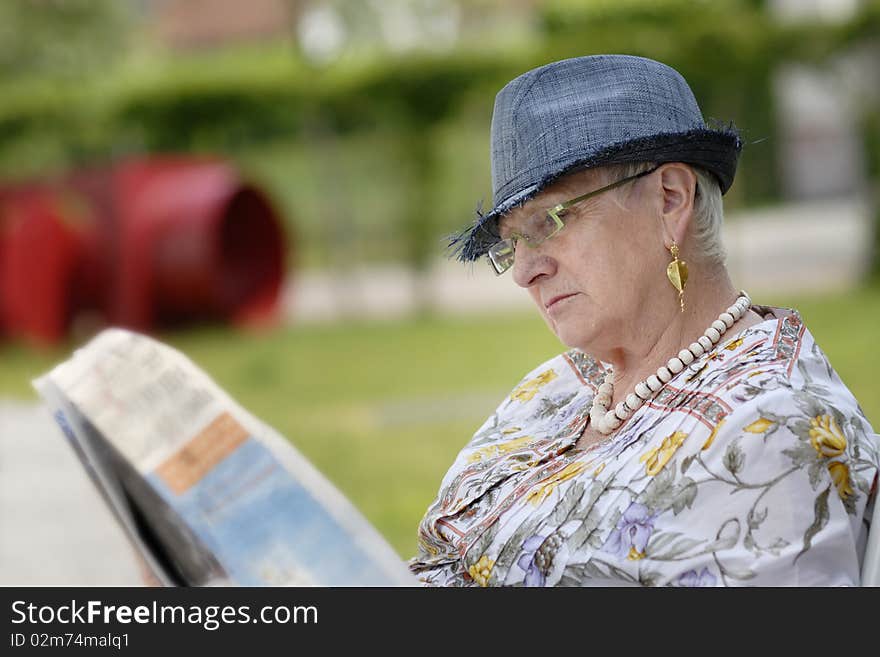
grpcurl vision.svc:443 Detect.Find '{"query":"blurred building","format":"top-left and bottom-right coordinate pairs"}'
top-left (774, 64), bottom-right (867, 200)
top-left (142, 0), bottom-right (298, 50)
top-left (769, 0), bottom-right (873, 201)
top-left (770, 0), bottom-right (862, 23)
top-left (138, 0), bottom-right (540, 56)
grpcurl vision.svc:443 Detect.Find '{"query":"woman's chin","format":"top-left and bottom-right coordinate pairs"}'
top-left (551, 324), bottom-right (587, 352)
top-left (540, 306), bottom-right (592, 351)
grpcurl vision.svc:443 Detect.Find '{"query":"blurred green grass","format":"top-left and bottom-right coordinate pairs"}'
top-left (1, 285), bottom-right (878, 559)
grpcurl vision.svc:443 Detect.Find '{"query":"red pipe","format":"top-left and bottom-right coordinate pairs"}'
top-left (0, 155), bottom-right (288, 344)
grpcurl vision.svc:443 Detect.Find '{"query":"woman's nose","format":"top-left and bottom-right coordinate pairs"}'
top-left (512, 241), bottom-right (556, 288)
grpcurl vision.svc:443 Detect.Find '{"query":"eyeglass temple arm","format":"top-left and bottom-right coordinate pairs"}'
top-left (551, 166), bottom-right (661, 216)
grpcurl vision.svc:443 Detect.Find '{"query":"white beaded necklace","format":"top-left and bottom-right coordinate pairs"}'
top-left (589, 292), bottom-right (752, 435)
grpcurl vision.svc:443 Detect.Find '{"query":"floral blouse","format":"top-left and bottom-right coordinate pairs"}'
top-left (409, 305), bottom-right (879, 586)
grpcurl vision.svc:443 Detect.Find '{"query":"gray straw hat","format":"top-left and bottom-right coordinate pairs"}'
top-left (449, 54), bottom-right (743, 262)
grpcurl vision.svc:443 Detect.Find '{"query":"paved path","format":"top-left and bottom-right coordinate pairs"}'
top-left (0, 402), bottom-right (142, 585)
top-left (0, 196), bottom-right (872, 585)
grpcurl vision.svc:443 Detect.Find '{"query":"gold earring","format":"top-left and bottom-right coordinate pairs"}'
top-left (666, 240), bottom-right (688, 312)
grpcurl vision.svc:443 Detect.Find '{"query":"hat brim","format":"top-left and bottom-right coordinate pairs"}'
top-left (448, 126), bottom-right (742, 263)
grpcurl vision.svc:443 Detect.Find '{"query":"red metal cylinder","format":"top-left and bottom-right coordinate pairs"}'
top-left (109, 156), bottom-right (287, 332)
top-left (0, 155), bottom-right (288, 344)
top-left (0, 185), bottom-right (92, 345)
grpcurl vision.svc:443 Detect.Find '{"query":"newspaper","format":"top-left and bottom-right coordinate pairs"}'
top-left (32, 328), bottom-right (418, 586)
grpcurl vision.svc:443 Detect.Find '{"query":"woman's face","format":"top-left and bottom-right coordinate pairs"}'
top-left (503, 167), bottom-right (670, 357)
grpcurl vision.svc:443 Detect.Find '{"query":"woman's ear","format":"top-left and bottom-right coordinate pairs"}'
top-left (657, 163), bottom-right (697, 248)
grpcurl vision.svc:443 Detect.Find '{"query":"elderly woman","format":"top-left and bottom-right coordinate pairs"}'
top-left (408, 55), bottom-right (879, 587)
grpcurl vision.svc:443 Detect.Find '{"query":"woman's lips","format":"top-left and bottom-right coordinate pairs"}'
top-left (545, 293), bottom-right (577, 311)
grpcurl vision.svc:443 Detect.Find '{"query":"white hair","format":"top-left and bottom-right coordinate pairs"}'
top-left (602, 161), bottom-right (727, 266)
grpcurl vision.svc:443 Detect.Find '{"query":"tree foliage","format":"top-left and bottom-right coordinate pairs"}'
top-left (0, 0), bottom-right (134, 81)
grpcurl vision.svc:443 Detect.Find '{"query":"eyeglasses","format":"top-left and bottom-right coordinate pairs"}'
top-left (487, 165), bottom-right (660, 275)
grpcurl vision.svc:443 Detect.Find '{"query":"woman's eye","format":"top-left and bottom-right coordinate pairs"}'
top-left (539, 212), bottom-right (559, 234)
top-left (524, 214), bottom-right (545, 233)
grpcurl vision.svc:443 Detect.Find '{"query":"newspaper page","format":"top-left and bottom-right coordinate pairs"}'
top-left (32, 328), bottom-right (418, 586)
